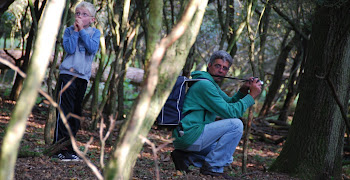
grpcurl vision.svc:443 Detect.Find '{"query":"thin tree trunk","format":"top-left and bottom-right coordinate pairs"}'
top-left (218, 0), bottom-right (234, 50)
top-left (259, 31), bottom-right (296, 117)
top-left (277, 37), bottom-right (303, 122)
top-left (270, 2), bottom-right (350, 179)
top-left (0, 0), bottom-right (65, 179)
top-left (226, 21), bottom-right (245, 56)
top-left (104, 0), bottom-right (207, 179)
top-left (116, 52), bottom-right (127, 120)
top-left (44, 0), bottom-right (70, 144)
top-left (257, 4), bottom-right (270, 85)
top-left (10, 0), bottom-right (47, 100)
top-left (115, 0), bottom-right (132, 120)
top-left (182, 45), bottom-right (196, 77)
top-left (242, 0), bottom-right (257, 173)
top-left (103, 0), bottom-right (123, 116)
top-left (90, 24), bottom-right (107, 129)
top-left (163, 2), bottom-right (170, 34)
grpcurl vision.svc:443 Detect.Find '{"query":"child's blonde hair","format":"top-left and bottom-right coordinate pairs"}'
top-left (75, 1), bottom-right (96, 17)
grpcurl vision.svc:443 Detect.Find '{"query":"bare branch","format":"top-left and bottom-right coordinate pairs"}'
top-left (315, 71), bottom-right (350, 134)
top-left (262, 0), bottom-right (309, 40)
top-left (3, 49), bottom-right (21, 62)
top-left (326, 77), bottom-right (350, 133)
top-left (139, 135), bottom-right (174, 180)
top-left (151, 0), bottom-right (201, 62)
top-left (0, 58), bottom-right (26, 78)
top-left (83, 137), bottom-right (94, 155)
top-left (59, 76), bottom-right (77, 98)
top-left (99, 114), bottom-right (117, 169)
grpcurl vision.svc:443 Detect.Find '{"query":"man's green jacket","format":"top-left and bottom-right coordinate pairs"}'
top-left (172, 71), bottom-right (255, 149)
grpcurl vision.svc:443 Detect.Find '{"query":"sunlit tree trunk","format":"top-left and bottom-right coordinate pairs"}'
top-left (104, 0), bottom-right (207, 179)
top-left (0, 0), bottom-right (65, 179)
top-left (270, 2), bottom-right (350, 179)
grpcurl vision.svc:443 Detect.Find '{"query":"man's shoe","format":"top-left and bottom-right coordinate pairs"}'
top-left (200, 167), bottom-right (235, 180)
top-left (171, 150), bottom-right (190, 173)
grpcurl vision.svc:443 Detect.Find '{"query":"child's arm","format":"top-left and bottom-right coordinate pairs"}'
top-left (79, 29), bottom-right (101, 54)
top-left (62, 27), bottom-right (79, 54)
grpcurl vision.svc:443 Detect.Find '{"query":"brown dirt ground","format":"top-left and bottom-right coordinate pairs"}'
top-left (0, 98), bottom-right (349, 180)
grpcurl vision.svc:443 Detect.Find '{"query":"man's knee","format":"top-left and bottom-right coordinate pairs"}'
top-left (230, 118), bottom-right (243, 134)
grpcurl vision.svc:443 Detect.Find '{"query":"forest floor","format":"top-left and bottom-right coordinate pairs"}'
top-left (1, 96), bottom-right (350, 180)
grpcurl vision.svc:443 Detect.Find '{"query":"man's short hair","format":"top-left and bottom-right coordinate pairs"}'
top-left (76, 1), bottom-right (96, 17)
top-left (208, 50), bottom-right (233, 67)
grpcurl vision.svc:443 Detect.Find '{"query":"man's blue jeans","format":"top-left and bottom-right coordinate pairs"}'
top-left (184, 118), bottom-right (243, 173)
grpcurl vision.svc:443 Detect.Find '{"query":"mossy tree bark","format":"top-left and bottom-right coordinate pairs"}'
top-left (269, 2), bottom-right (350, 179)
top-left (104, 0), bottom-right (208, 179)
top-left (0, 0), bottom-right (65, 179)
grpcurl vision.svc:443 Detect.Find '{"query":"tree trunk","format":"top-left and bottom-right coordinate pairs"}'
top-left (115, 0), bottom-right (133, 121)
top-left (90, 24), bottom-right (107, 129)
top-left (257, 4), bottom-right (270, 84)
top-left (242, 0), bottom-right (257, 173)
top-left (269, 2), bottom-right (350, 179)
top-left (10, 0), bottom-right (47, 100)
top-left (0, 0), bottom-right (65, 179)
top-left (277, 36), bottom-right (304, 122)
top-left (182, 45), bottom-right (196, 77)
top-left (103, 0), bottom-right (124, 116)
top-left (104, 0), bottom-right (207, 179)
top-left (217, 0), bottom-right (234, 50)
top-left (116, 56), bottom-right (126, 120)
top-left (259, 31), bottom-right (295, 117)
top-left (226, 15), bottom-right (247, 56)
top-left (44, 0), bottom-right (70, 144)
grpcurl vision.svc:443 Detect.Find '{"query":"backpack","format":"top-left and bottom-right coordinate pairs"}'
top-left (156, 76), bottom-right (206, 129)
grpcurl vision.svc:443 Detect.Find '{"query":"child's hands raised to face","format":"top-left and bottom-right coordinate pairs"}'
top-left (74, 18), bottom-right (84, 32)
